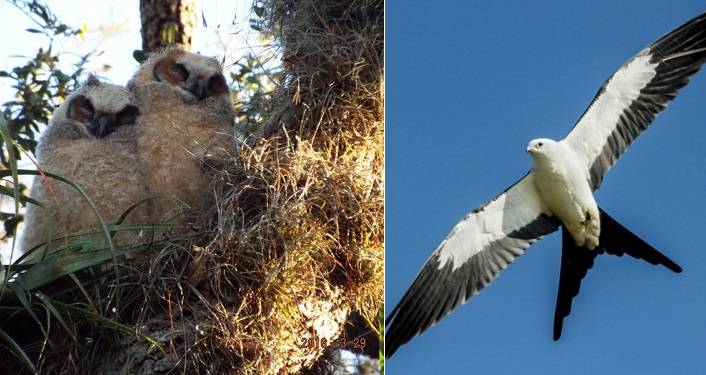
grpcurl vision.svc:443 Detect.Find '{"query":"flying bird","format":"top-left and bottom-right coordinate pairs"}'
top-left (386, 11), bottom-right (706, 358)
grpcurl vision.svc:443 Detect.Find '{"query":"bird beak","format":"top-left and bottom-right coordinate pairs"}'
top-left (94, 115), bottom-right (112, 138)
top-left (191, 78), bottom-right (207, 100)
top-left (526, 146), bottom-right (533, 154)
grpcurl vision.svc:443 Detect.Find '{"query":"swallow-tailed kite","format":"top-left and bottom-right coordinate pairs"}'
top-left (386, 12), bottom-right (706, 357)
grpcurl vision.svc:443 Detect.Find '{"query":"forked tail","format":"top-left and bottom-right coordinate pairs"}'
top-left (553, 207), bottom-right (682, 340)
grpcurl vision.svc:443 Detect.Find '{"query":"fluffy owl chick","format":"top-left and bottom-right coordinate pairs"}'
top-left (20, 76), bottom-right (151, 255)
top-left (128, 47), bottom-right (235, 224)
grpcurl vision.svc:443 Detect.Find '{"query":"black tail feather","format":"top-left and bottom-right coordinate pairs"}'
top-left (553, 226), bottom-right (597, 340)
top-left (552, 206), bottom-right (682, 340)
top-left (597, 208), bottom-right (682, 273)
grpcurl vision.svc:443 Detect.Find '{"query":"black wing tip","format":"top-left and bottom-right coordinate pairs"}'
top-left (384, 345), bottom-right (398, 359)
top-left (384, 254), bottom-right (450, 359)
top-left (384, 320), bottom-right (407, 359)
top-left (384, 312), bottom-right (409, 359)
top-left (553, 315), bottom-right (564, 341)
top-left (652, 11), bottom-right (706, 50)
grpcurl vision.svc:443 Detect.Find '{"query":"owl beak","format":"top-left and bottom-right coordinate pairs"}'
top-left (191, 79), bottom-right (207, 100)
top-left (94, 115), bottom-right (112, 138)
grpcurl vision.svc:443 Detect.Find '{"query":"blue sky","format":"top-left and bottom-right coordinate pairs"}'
top-left (386, 2), bottom-right (706, 374)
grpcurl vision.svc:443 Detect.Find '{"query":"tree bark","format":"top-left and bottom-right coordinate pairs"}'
top-left (139, 0), bottom-right (197, 52)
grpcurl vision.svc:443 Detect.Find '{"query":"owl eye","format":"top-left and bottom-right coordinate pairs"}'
top-left (115, 105), bottom-right (139, 126)
top-left (68, 95), bottom-right (95, 122)
top-left (80, 100), bottom-right (93, 113)
top-left (207, 73), bottom-right (228, 96)
top-left (170, 63), bottom-right (189, 82)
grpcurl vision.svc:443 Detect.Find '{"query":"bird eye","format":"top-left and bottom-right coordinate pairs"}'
top-left (538, 142), bottom-right (543, 147)
top-left (68, 95), bottom-right (95, 122)
top-left (116, 105), bottom-right (139, 126)
top-left (169, 63), bottom-right (189, 82)
top-left (80, 100), bottom-right (93, 112)
top-left (207, 73), bottom-right (228, 96)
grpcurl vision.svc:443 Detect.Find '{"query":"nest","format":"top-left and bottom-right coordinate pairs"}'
top-left (51, 0), bottom-right (385, 374)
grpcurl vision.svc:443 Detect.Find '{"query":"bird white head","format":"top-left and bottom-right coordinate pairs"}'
top-left (526, 138), bottom-right (559, 156)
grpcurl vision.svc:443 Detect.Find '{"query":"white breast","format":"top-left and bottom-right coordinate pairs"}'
top-left (531, 143), bottom-right (600, 248)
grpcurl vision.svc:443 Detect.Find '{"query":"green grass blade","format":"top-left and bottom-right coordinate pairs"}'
top-left (0, 185), bottom-right (42, 207)
top-left (4, 169), bottom-right (116, 249)
top-left (113, 197), bottom-right (154, 226)
top-left (379, 303), bottom-right (384, 374)
top-left (54, 302), bottom-right (165, 354)
top-left (0, 114), bottom-right (20, 218)
top-left (0, 114), bottom-right (21, 300)
top-left (13, 223), bottom-right (178, 265)
top-left (33, 290), bottom-right (76, 341)
top-left (0, 169), bottom-right (119, 282)
top-left (0, 327), bottom-right (37, 373)
top-left (14, 223), bottom-right (177, 269)
top-left (17, 248), bottom-right (125, 290)
top-left (6, 282), bottom-right (48, 338)
top-left (68, 273), bottom-right (96, 311)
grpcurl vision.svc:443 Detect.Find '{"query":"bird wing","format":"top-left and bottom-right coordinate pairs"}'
top-left (562, 12), bottom-right (706, 189)
top-left (552, 208), bottom-right (682, 340)
top-left (386, 173), bottom-right (559, 357)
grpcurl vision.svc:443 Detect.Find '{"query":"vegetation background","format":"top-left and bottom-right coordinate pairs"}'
top-left (0, 1), bottom-right (383, 374)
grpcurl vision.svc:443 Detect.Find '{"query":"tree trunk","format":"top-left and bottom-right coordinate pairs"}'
top-left (139, 0), bottom-right (197, 52)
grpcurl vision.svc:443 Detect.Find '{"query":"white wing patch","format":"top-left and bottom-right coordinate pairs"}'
top-left (564, 51), bottom-right (657, 169)
top-left (436, 173), bottom-right (551, 271)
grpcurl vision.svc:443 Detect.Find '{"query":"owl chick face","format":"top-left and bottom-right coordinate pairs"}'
top-left (150, 48), bottom-right (229, 101)
top-left (65, 77), bottom-right (139, 139)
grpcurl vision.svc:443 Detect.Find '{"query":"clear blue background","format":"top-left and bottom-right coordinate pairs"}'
top-left (385, 1), bottom-right (706, 374)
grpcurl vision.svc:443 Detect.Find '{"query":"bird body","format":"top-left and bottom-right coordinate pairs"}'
top-left (528, 139), bottom-right (600, 249)
top-left (20, 77), bottom-right (149, 255)
top-left (128, 47), bottom-right (234, 224)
